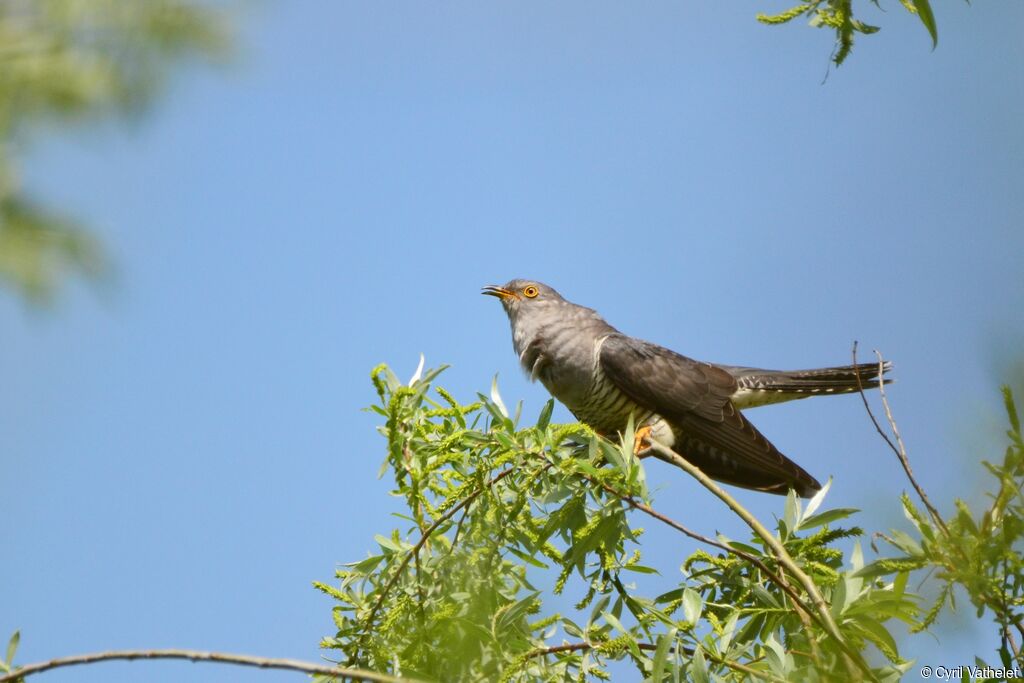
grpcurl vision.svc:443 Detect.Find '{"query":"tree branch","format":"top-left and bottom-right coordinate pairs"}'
top-left (0, 649), bottom-right (413, 683)
top-left (557, 457), bottom-right (843, 671)
top-left (643, 439), bottom-right (875, 681)
top-left (852, 343), bottom-right (949, 536)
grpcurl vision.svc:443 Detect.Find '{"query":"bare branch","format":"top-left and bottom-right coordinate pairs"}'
top-left (0, 649), bottom-right (414, 683)
top-left (852, 343), bottom-right (949, 536)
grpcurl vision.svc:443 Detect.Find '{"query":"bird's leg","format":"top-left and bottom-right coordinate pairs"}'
top-left (633, 425), bottom-right (653, 458)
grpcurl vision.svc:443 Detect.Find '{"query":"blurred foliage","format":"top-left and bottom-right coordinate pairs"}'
top-left (0, 0), bottom-right (229, 302)
top-left (757, 0), bottom-right (942, 66)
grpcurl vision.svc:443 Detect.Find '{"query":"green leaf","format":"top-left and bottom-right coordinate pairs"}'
top-left (650, 628), bottom-right (677, 680)
top-left (852, 558), bottom-right (924, 579)
top-left (536, 399), bottom-right (555, 432)
top-left (507, 546), bottom-right (550, 569)
top-left (853, 616), bottom-right (901, 662)
top-left (408, 353), bottom-right (425, 385)
top-left (690, 646), bottom-right (710, 683)
top-left (831, 579), bottom-right (847, 617)
top-left (719, 536), bottom-right (763, 557)
top-left (894, 570), bottom-right (909, 597)
top-left (1003, 386), bottom-right (1021, 436)
top-left (763, 633), bottom-right (788, 676)
top-left (784, 488), bottom-right (801, 533)
top-left (490, 374), bottom-right (509, 418)
top-left (5, 630), bottom-right (18, 668)
top-left (912, 0), bottom-right (938, 48)
top-left (797, 507), bottom-right (859, 530)
top-left (374, 534), bottom-right (403, 552)
top-left (382, 366), bottom-right (401, 392)
top-left (850, 540), bottom-right (864, 572)
top-left (347, 554), bottom-right (386, 575)
top-left (602, 610), bottom-right (628, 634)
top-left (563, 618), bottom-right (584, 638)
top-left (602, 438), bottom-right (626, 472)
top-left (682, 588), bottom-right (703, 624)
top-left (417, 364), bottom-right (449, 387)
top-left (801, 476), bottom-right (832, 523)
top-left (719, 612), bottom-right (739, 653)
top-left (588, 593), bottom-right (611, 627)
top-left (496, 592), bottom-right (539, 633)
top-left (888, 529), bottom-right (924, 557)
top-left (622, 412), bottom-right (636, 462)
top-left (751, 584), bottom-right (781, 609)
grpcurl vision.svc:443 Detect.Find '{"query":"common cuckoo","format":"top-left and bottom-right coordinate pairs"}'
top-left (483, 279), bottom-right (891, 497)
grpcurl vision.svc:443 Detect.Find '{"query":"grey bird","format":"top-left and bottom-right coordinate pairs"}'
top-left (482, 279), bottom-right (891, 497)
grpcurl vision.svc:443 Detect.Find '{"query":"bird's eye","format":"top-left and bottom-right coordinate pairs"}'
top-left (523, 285), bottom-right (539, 298)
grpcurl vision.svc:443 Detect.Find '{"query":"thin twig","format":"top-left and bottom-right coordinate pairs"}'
top-left (0, 649), bottom-right (415, 683)
top-left (596, 478), bottom-right (818, 625)
top-left (449, 502), bottom-right (473, 549)
top-left (851, 343), bottom-right (949, 536)
top-left (356, 467), bottom-right (516, 649)
top-left (412, 545), bottom-right (428, 626)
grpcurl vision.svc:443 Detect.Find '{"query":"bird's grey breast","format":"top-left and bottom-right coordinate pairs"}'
top-left (511, 303), bottom-right (616, 410)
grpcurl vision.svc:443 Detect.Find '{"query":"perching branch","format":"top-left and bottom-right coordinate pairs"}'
top-left (0, 649), bottom-right (415, 683)
top-left (555, 453), bottom-right (848, 673)
top-left (643, 439), bottom-right (875, 681)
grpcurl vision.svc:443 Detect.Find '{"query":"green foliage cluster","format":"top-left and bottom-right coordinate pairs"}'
top-left (859, 388), bottom-right (1024, 673)
top-left (757, 0), bottom-right (939, 65)
top-left (321, 364), bottom-right (1024, 681)
top-left (0, 0), bottom-right (228, 301)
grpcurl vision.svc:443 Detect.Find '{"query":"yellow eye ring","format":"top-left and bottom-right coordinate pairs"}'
top-left (523, 285), bottom-right (539, 298)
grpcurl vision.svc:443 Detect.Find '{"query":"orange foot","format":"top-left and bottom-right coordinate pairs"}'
top-left (633, 425), bottom-right (653, 457)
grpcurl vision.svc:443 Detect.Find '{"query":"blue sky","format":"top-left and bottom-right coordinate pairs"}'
top-left (2, 2), bottom-right (1023, 681)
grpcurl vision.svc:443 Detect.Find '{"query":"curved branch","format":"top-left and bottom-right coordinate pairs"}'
top-left (596, 478), bottom-right (818, 622)
top-left (643, 439), bottom-right (876, 681)
top-left (553, 456), bottom-right (841, 669)
top-left (851, 343), bottom-right (949, 536)
top-left (0, 649), bottom-right (414, 683)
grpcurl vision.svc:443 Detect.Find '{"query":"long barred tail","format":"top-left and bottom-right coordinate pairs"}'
top-left (726, 361), bottom-right (893, 409)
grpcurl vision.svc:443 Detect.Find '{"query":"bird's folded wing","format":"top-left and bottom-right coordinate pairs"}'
top-left (677, 408), bottom-right (821, 495)
top-left (600, 334), bottom-right (820, 495)
top-left (598, 334), bottom-right (736, 422)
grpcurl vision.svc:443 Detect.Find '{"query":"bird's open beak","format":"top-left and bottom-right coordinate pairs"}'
top-left (481, 285), bottom-right (519, 300)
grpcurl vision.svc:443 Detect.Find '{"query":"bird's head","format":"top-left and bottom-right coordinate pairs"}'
top-left (481, 279), bottom-right (565, 322)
